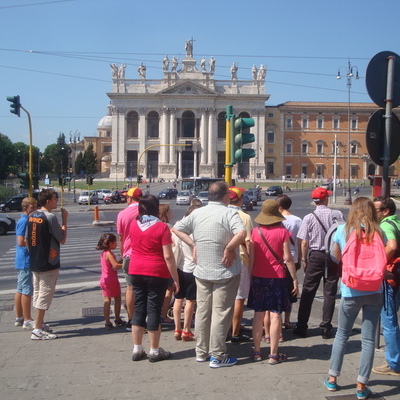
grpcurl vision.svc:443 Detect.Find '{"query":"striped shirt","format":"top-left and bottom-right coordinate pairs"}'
top-left (297, 205), bottom-right (344, 251)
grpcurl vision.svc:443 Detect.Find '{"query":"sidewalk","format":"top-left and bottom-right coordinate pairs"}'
top-left (0, 281), bottom-right (398, 400)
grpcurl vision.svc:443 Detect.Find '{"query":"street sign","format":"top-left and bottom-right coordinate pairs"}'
top-left (366, 109), bottom-right (400, 166)
top-left (366, 51), bottom-right (400, 108)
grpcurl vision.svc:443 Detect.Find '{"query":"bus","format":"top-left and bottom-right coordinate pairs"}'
top-left (181, 177), bottom-right (235, 196)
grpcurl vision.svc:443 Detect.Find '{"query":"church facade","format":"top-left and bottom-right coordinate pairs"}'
top-left (106, 41), bottom-right (269, 181)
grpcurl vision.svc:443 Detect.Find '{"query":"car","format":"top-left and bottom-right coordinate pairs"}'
top-left (244, 190), bottom-right (258, 206)
top-left (0, 213), bottom-right (16, 235)
top-left (103, 190), bottom-right (127, 204)
top-left (196, 191), bottom-right (209, 205)
top-left (78, 190), bottom-right (99, 205)
top-left (393, 179), bottom-right (400, 187)
top-left (0, 196), bottom-right (24, 212)
top-left (248, 187), bottom-right (262, 201)
top-left (95, 189), bottom-right (112, 200)
top-left (176, 190), bottom-right (194, 205)
top-left (158, 188), bottom-right (178, 199)
top-left (241, 194), bottom-right (253, 211)
top-left (265, 185), bottom-right (283, 196)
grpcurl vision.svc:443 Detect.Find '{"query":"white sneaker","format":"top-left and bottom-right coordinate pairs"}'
top-left (15, 318), bottom-right (24, 327)
top-left (31, 329), bottom-right (58, 340)
top-left (23, 319), bottom-right (35, 329)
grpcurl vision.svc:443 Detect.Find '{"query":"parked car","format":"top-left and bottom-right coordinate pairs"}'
top-left (265, 185), bottom-right (283, 196)
top-left (78, 190), bottom-right (99, 205)
top-left (196, 191), bottom-right (209, 205)
top-left (103, 190), bottom-right (127, 204)
top-left (0, 213), bottom-right (16, 235)
top-left (176, 191), bottom-right (194, 205)
top-left (0, 196), bottom-right (24, 212)
top-left (241, 194), bottom-right (253, 211)
top-left (158, 188), bottom-right (178, 199)
top-left (244, 190), bottom-right (258, 206)
top-left (95, 189), bottom-right (112, 200)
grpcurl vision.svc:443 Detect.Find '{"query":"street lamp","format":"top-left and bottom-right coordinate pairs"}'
top-left (69, 130), bottom-right (80, 202)
top-left (337, 60), bottom-right (359, 205)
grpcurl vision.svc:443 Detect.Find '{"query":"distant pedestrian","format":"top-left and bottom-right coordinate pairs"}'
top-left (96, 233), bottom-right (126, 329)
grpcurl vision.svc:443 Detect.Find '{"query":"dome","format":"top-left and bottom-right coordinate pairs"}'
top-left (97, 115), bottom-right (112, 128)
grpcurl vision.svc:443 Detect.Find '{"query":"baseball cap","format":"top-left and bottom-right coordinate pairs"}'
top-left (127, 187), bottom-right (143, 198)
top-left (311, 187), bottom-right (332, 201)
top-left (229, 186), bottom-right (245, 201)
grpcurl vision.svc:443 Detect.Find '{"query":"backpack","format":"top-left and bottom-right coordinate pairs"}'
top-left (341, 230), bottom-right (386, 291)
top-left (324, 217), bottom-right (346, 265)
top-left (382, 220), bottom-right (400, 287)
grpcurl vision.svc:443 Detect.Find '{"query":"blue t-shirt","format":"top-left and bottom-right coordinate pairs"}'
top-left (333, 224), bottom-right (383, 297)
top-left (15, 214), bottom-right (30, 270)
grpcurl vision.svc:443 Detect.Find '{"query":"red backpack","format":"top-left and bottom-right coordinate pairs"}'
top-left (341, 230), bottom-right (386, 291)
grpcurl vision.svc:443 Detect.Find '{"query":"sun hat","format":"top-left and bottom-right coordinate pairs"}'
top-left (127, 187), bottom-right (143, 198)
top-left (254, 199), bottom-right (285, 225)
top-left (311, 187), bottom-right (332, 202)
top-left (229, 186), bottom-right (245, 201)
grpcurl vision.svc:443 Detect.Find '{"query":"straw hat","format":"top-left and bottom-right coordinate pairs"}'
top-left (254, 199), bottom-right (285, 226)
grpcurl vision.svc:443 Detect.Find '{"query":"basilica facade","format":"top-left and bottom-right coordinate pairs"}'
top-left (106, 42), bottom-right (269, 181)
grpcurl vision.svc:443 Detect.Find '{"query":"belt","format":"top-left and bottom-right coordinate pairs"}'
top-left (310, 250), bottom-right (325, 253)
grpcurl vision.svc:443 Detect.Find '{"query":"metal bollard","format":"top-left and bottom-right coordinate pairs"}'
top-left (94, 205), bottom-right (99, 222)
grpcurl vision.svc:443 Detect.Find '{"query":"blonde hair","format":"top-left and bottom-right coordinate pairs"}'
top-left (159, 203), bottom-right (170, 223)
top-left (22, 197), bottom-right (37, 211)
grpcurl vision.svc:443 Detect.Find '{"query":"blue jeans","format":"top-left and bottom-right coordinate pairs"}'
top-left (329, 293), bottom-right (383, 384)
top-left (382, 282), bottom-right (400, 371)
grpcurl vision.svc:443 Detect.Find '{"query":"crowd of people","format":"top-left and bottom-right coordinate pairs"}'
top-left (13, 183), bottom-right (400, 400)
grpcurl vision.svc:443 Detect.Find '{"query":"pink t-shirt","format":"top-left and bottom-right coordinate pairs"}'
top-left (252, 225), bottom-right (291, 279)
top-left (129, 220), bottom-right (172, 279)
top-left (116, 203), bottom-right (139, 257)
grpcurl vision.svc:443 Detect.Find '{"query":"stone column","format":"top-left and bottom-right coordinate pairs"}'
top-left (194, 150), bottom-right (198, 177)
top-left (256, 110), bottom-right (266, 178)
top-left (178, 150), bottom-right (182, 179)
top-left (138, 109), bottom-right (147, 176)
top-left (169, 109), bottom-right (177, 166)
top-left (200, 109), bottom-right (208, 165)
top-left (161, 107), bottom-right (169, 164)
top-left (208, 109), bottom-right (217, 176)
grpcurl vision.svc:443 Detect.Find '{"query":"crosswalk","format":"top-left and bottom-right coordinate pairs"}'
top-left (0, 223), bottom-right (122, 294)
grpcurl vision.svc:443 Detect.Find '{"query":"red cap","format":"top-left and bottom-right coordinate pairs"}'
top-left (229, 186), bottom-right (245, 201)
top-left (311, 187), bottom-right (332, 201)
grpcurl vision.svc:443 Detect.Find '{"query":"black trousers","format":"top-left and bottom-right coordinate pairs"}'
top-left (296, 251), bottom-right (339, 331)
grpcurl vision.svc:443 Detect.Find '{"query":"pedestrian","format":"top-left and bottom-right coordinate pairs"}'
top-left (116, 187), bottom-right (143, 332)
top-left (371, 197), bottom-right (400, 377)
top-left (173, 181), bottom-right (246, 368)
top-left (293, 187), bottom-right (344, 339)
top-left (324, 197), bottom-right (386, 400)
top-left (248, 200), bottom-right (298, 363)
top-left (96, 233), bottom-right (126, 329)
top-left (127, 195), bottom-right (179, 362)
top-left (27, 188), bottom-right (68, 340)
top-left (14, 197), bottom-right (38, 330)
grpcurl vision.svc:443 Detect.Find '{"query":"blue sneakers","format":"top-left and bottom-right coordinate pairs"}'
top-left (357, 387), bottom-right (371, 400)
top-left (209, 356), bottom-right (237, 368)
top-left (323, 378), bottom-right (337, 391)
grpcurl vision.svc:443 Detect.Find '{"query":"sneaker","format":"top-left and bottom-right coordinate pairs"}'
top-left (126, 320), bottom-right (132, 332)
top-left (23, 319), bottom-right (35, 330)
top-left (372, 363), bottom-right (400, 376)
top-left (196, 356), bottom-right (209, 362)
top-left (321, 328), bottom-right (332, 339)
top-left (231, 334), bottom-right (251, 343)
top-left (357, 386), bottom-right (371, 400)
top-left (15, 317), bottom-right (24, 327)
top-left (323, 378), bottom-right (337, 391)
top-left (132, 350), bottom-right (147, 361)
top-left (148, 347), bottom-right (172, 363)
top-left (31, 329), bottom-right (58, 340)
top-left (42, 323), bottom-right (52, 333)
top-left (209, 356), bottom-right (237, 368)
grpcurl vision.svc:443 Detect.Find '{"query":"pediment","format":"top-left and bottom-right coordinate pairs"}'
top-left (159, 81), bottom-right (217, 96)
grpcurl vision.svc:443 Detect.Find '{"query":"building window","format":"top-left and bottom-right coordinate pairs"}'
top-left (302, 115), bottom-right (309, 129)
top-left (316, 164), bottom-right (323, 178)
top-left (316, 141), bottom-right (324, 154)
top-left (285, 141), bottom-right (293, 154)
top-left (285, 164), bottom-right (292, 177)
top-left (302, 165), bottom-right (308, 178)
top-left (351, 117), bottom-right (358, 130)
top-left (317, 117), bottom-right (324, 129)
top-left (302, 142), bottom-right (308, 154)
top-left (350, 141), bottom-right (357, 154)
top-left (333, 117), bottom-right (340, 130)
top-left (103, 145), bottom-right (111, 153)
top-left (350, 165), bottom-right (358, 178)
top-left (267, 148), bottom-right (274, 154)
top-left (179, 110), bottom-right (196, 138)
top-left (332, 141), bottom-right (340, 154)
top-left (147, 111), bottom-right (159, 138)
top-left (267, 130), bottom-right (275, 144)
top-left (217, 112), bottom-right (226, 139)
top-left (286, 116), bottom-right (293, 129)
top-left (267, 112), bottom-right (274, 118)
top-left (106, 130), bottom-right (111, 137)
top-left (266, 161), bottom-right (274, 174)
top-left (127, 111), bottom-right (139, 138)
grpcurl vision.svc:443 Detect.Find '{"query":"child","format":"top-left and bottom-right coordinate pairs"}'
top-left (96, 233), bottom-right (126, 329)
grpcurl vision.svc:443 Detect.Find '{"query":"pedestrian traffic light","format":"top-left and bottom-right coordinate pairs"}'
top-left (6, 95), bottom-right (21, 117)
top-left (137, 174), bottom-right (143, 184)
top-left (231, 117), bottom-right (256, 164)
top-left (18, 173), bottom-right (29, 189)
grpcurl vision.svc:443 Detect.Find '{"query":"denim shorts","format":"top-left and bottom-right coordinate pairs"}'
top-left (16, 269), bottom-right (33, 296)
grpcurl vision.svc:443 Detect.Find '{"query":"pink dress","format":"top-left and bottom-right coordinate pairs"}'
top-left (99, 251), bottom-right (121, 297)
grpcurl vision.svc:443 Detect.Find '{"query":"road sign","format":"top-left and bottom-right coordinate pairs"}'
top-left (366, 51), bottom-right (400, 108)
top-left (366, 109), bottom-right (400, 166)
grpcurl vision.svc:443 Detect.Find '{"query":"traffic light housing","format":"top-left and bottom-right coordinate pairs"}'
top-left (7, 95), bottom-right (21, 117)
top-left (137, 174), bottom-right (143, 184)
top-left (59, 177), bottom-right (63, 186)
top-left (18, 173), bottom-right (29, 189)
top-left (86, 176), bottom-right (93, 186)
top-left (231, 117), bottom-right (256, 164)
top-left (33, 174), bottom-right (40, 190)
top-left (368, 175), bottom-right (374, 186)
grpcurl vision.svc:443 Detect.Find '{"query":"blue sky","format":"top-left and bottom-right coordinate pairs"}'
top-left (1, 0), bottom-right (399, 151)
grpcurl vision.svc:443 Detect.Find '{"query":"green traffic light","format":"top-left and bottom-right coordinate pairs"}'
top-left (231, 116), bottom-right (256, 164)
top-left (7, 95), bottom-right (21, 117)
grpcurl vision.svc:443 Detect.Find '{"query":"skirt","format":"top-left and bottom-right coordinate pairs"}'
top-left (248, 277), bottom-right (291, 313)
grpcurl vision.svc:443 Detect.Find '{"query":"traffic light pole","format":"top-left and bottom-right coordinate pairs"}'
top-left (20, 105), bottom-right (33, 198)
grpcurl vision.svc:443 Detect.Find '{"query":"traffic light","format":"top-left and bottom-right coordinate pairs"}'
top-left (33, 174), bottom-right (40, 190)
top-left (368, 175), bottom-right (374, 186)
top-left (86, 176), bottom-right (93, 186)
top-left (59, 177), bottom-right (63, 186)
top-left (18, 173), bottom-right (29, 189)
top-left (6, 95), bottom-right (21, 117)
top-left (231, 117), bottom-right (256, 164)
top-left (137, 174), bottom-right (143, 184)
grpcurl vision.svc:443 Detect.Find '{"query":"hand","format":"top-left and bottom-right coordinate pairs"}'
top-left (222, 247), bottom-right (236, 268)
top-left (301, 259), bottom-right (308, 272)
top-left (61, 208), bottom-right (68, 223)
top-left (291, 280), bottom-right (299, 297)
top-left (173, 281), bottom-right (180, 295)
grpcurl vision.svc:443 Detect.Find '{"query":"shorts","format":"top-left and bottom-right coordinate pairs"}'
top-left (236, 262), bottom-right (250, 300)
top-left (16, 269), bottom-right (33, 296)
top-left (33, 269), bottom-right (59, 311)
top-left (175, 269), bottom-right (197, 300)
top-left (125, 272), bottom-right (133, 287)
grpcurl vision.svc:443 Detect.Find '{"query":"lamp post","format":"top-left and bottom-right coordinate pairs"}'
top-left (69, 130), bottom-right (80, 202)
top-left (337, 60), bottom-right (359, 205)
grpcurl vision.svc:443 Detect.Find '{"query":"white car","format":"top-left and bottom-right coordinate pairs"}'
top-left (95, 189), bottom-right (112, 200)
top-left (176, 191), bottom-right (193, 205)
top-left (197, 191), bottom-right (209, 205)
top-left (78, 190), bottom-right (99, 205)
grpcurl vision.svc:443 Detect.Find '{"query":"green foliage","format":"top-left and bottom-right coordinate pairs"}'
top-left (82, 143), bottom-right (98, 175)
top-left (0, 134), bottom-right (16, 179)
top-left (42, 133), bottom-right (71, 175)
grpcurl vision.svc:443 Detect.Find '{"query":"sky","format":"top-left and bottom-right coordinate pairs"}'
top-left (1, 0), bottom-right (400, 151)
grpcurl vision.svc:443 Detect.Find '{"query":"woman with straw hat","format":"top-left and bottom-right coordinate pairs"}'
top-left (248, 200), bottom-right (298, 364)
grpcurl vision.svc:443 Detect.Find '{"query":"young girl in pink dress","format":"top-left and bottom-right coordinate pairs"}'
top-left (96, 233), bottom-right (126, 329)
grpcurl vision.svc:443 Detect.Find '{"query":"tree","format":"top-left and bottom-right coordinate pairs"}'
top-left (75, 152), bottom-right (85, 177)
top-left (0, 133), bottom-right (16, 179)
top-left (41, 132), bottom-right (71, 175)
top-left (82, 142), bottom-right (98, 175)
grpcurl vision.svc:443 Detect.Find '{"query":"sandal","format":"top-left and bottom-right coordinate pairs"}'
top-left (114, 318), bottom-right (127, 327)
top-left (174, 330), bottom-right (182, 340)
top-left (261, 335), bottom-right (270, 343)
top-left (283, 322), bottom-right (293, 329)
top-left (268, 353), bottom-right (287, 365)
top-left (182, 331), bottom-right (195, 341)
top-left (279, 334), bottom-right (284, 342)
top-left (252, 351), bottom-right (262, 362)
top-left (105, 322), bottom-right (113, 330)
